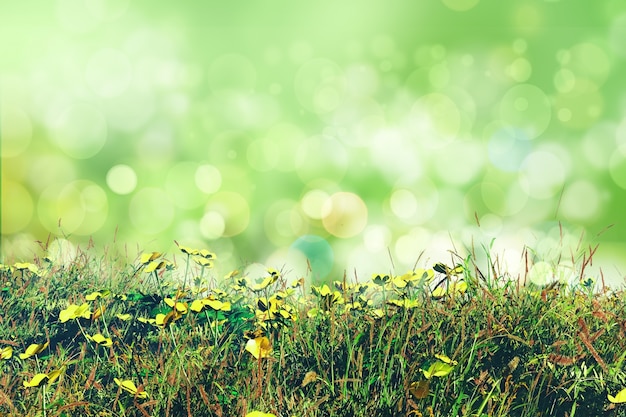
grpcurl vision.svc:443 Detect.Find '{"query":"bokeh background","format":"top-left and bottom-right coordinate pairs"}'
top-left (2, 0), bottom-right (626, 286)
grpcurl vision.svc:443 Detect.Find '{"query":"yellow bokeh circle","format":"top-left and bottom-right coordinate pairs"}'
top-left (322, 192), bottom-right (368, 238)
top-left (1, 181), bottom-right (34, 234)
top-left (38, 180), bottom-right (108, 235)
top-left (204, 192), bottom-right (250, 237)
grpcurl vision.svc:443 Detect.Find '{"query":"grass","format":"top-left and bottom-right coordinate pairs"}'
top-left (1, 238), bottom-right (626, 417)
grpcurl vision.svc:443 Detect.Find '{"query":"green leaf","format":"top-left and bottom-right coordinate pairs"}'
top-left (422, 360), bottom-right (455, 379)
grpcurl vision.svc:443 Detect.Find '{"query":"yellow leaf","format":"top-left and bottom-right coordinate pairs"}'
top-left (178, 245), bottom-right (198, 255)
top-left (59, 303), bottom-right (91, 322)
top-left (224, 270), bottom-right (240, 279)
top-left (198, 249), bottom-right (216, 259)
top-left (312, 284), bottom-right (332, 297)
top-left (387, 299), bottom-right (420, 309)
top-left (205, 299), bottom-right (230, 311)
top-left (23, 373), bottom-right (49, 388)
top-left (434, 353), bottom-right (458, 365)
top-left (19, 342), bottom-right (49, 359)
top-left (434, 263), bottom-right (464, 276)
top-left (370, 309), bottom-right (385, 319)
top-left (416, 268), bottom-right (435, 283)
top-left (452, 281), bottom-right (468, 294)
top-left (86, 290), bottom-right (110, 300)
top-left (192, 256), bottom-right (214, 267)
top-left (274, 288), bottom-right (296, 300)
top-left (85, 291), bottom-right (101, 301)
top-left (87, 333), bottom-right (112, 347)
top-left (608, 387), bottom-right (626, 403)
top-left (59, 305), bottom-right (77, 323)
top-left (277, 308), bottom-right (294, 320)
top-left (47, 367), bottom-right (64, 384)
top-left (1, 346), bottom-right (13, 360)
top-left (116, 313), bottom-right (132, 321)
top-left (431, 282), bottom-right (467, 299)
top-left (165, 298), bottom-right (188, 314)
top-left (139, 252), bottom-right (161, 265)
top-left (190, 299), bottom-right (205, 312)
top-left (174, 301), bottom-right (188, 314)
top-left (431, 287), bottom-right (447, 299)
top-left (245, 337), bottom-right (272, 359)
top-left (155, 313), bottom-right (167, 327)
top-left (391, 276), bottom-right (408, 288)
top-left (114, 378), bottom-right (149, 399)
top-left (249, 274), bottom-right (277, 292)
top-left (92, 305), bottom-right (106, 320)
top-left (76, 303), bottom-right (92, 319)
top-left (245, 412), bottom-right (276, 417)
top-left (13, 262), bottom-right (40, 275)
top-left (145, 260), bottom-right (165, 273)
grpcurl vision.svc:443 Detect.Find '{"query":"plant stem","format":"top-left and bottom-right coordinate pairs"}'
top-left (182, 254), bottom-right (190, 293)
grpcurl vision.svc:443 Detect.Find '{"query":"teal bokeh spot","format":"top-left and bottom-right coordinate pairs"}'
top-left (290, 235), bottom-right (334, 280)
top-left (488, 127), bottom-right (532, 172)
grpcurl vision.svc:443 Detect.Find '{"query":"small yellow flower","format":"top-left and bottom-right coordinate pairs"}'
top-left (312, 284), bottom-right (332, 297)
top-left (1, 346), bottom-right (13, 360)
top-left (197, 249), bottom-right (216, 259)
top-left (245, 337), bottom-right (272, 359)
top-left (91, 305), bottom-right (106, 321)
top-left (86, 333), bottom-right (113, 347)
top-left (139, 252), bottom-right (161, 265)
top-left (19, 342), bottom-right (49, 359)
top-left (190, 299), bottom-right (205, 313)
top-left (431, 281), bottom-right (468, 299)
top-left (116, 313), bottom-right (132, 321)
top-left (114, 378), bottom-right (149, 399)
top-left (23, 373), bottom-right (49, 388)
top-left (23, 368), bottom-right (63, 388)
top-left (59, 303), bottom-right (92, 323)
top-left (86, 290), bottom-right (111, 301)
top-left (144, 260), bottom-right (166, 273)
top-left (248, 270), bottom-right (279, 292)
top-left (13, 262), bottom-right (40, 276)
top-left (192, 256), bottom-right (213, 268)
top-left (608, 387), bottom-right (626, 403)
top-left (370, 308), bottom-right (385, 319)
top-left (206, 298), bottom-right (231, 311)
top-left (177, 245), bottom-right (199, 255)
top-left (387, 298), bottom-right (420, 309)
top-left (164, 298), bottom-right (189, 314)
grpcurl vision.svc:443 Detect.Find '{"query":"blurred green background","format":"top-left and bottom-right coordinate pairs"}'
top-left (2, 1), bottom-right (626, 286)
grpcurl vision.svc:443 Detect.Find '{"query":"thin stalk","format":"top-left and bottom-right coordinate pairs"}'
top-left (152, 270), bottom-right (166, 301)
top-left (182, 253), bottom-right (191, 293)
top-left (167, 324), bottom-right (190, 384)
top-left (77, 320), bottom-right (101, 364)
top-left (42, 384), bottom-right (47, 417)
